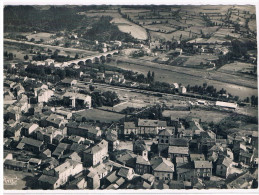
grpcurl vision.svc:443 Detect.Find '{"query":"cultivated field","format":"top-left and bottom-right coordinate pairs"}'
top-left (219, 61), bottom-right (255, 74)
top-left (76, 108), bottom-right (125, 123)
top-left (111, 17), bottom-right (148, 40)
top-left (162, 109), bottom-right (231, 123)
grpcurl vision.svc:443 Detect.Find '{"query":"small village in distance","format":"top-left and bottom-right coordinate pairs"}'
top-left (3, 5), bottom-right (258, 190)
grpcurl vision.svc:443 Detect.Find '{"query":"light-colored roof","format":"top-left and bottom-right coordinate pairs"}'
top-left (138, 119), bottom-right (167, 127)
top-left (136, 156), bottom-right (150, 165)
top-left (168, 146), bottom-right (189, 155)
top-left (194, 161), bottom-right (212, 169)
top-left (216, 101), bottom-right (237, 109)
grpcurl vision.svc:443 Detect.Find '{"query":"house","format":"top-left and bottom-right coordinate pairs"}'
top-left (138, 119), bottom-right (167, 135)
top-left (17, 137), bottom-right (44, 153)
top-left (40, 149), bottom-right (52, 159)
top-left (36, 89), bottom-right (54, 103)
top-left (83, 140), bottom-right (108, 167)
top-left (133, 139), bottom-right (149, 155)
top-left (55, 109), bottom-right (73, 119)
top-left (4, 123), bottom-right (22, 140)
top-left (45, 59), bottom-right (55, 66)
top-left (87, 171), bottom-right (100, 189)
top-left (150, 157), bottom-right (174, 181)
top-left (4, 152), bottom-right (13, 161)
top-left (106, 130), bottom-right (119, 152)
top-left (66, 175), bottom-right (87, 189)
top-left (22, 123), bottom-right (39, 136)
top-left (52, 143), bottom-right (71, 159)
top-left (215, 101), bottom-right (237, 110)
top-left (168, 146), bottom-right (189, 161)
top-left (176, 162), bottom-right (196, 184)
top-left (63, 92), bottom-right (91, 109)
top-left (117, 167), bottom-right (135, 180)
top-left (179, 86), bottom-right (187, 94)
top-left (67, 122), bottom-right (102, 140)
top-left (215, 156), bottom-right (232, 178)
top-left (61, 78), bottom-right (77, 87)
top-left (193, 161), bottom-right (212, 180)
top-left (44, 114), bottom-right (66, 129)
top-left (190, 154), bottom-right (205, 162)
top-left (123, 122), bottom-right (138, 136)
top-left (239, 151), bottom-right (254, 165)
top-left (135, 150), bottom-right (151, 175)
top-left (36, 126), bottom-right (62, 144)
top-left (40, 160), bottom-right (84, 189)
top-left (4, 159), bottom-right (28, 171)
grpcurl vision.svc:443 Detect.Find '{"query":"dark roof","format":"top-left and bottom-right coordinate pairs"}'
top-left (4, 159), bottom-right (27, 168)
top-left (216, 156), bottom-right (232, 167)
top-left (38, 174), bottom-right (59, 185)
top-left (170, 138), bottom-right (189, 147)
top-left (158, 129), bottom-right (172, 136)
top-left (20, 137), bottom-right (43, 148)
top-left (117, 167), bottom-right (132, 178)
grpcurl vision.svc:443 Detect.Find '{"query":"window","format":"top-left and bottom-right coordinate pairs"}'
top-left (197, 173), bottom-right (200, 176)
top-left (166, 140), bottom-right (168, 143)
top-left (197, 168), bottom-right (200, 172)
top-left (161, 139), bottom-right (164, 143)
top-left (207, 169), bottom-right (211, 172)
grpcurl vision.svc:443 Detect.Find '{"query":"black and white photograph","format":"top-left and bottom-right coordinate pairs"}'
top-left (2, 1), bottom-right (259, 193)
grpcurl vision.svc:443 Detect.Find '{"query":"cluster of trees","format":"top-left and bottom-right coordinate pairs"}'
top-left (83, 16), bottom-right (137, 43)
top-left (4, 6), bottom-right (86, 32)
top-left (4, 51), bottom-right (14, 60)
top-left (186, 83), bottom-right (239, 101)
top-left (91, 91), bottom-right (120, 107)
top-left (244, 95), bottom-right (258, 106)
top-left (24, 64), bottom-right (81, 81)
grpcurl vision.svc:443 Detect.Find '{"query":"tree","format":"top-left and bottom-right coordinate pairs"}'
top-left (151, 71), bottom-right (155, 82)
top-left (75, 53), bottom-right (79, 59)
top-left (147, 71), bottom-right (151, 83)
top-left (8, 53), bottom-right (14, 60)
top-left (89, 85), bottom-right (95, 91)
top-left (24, 55), bottom-right (29, 60)
top-left (30, 38), bottom-right (35, 42)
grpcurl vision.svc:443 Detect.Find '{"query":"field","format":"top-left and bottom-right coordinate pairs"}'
top-left (177, 54), bottom-right (218, 68)
top-left (219, 61), bottom-right (255, 74)
top-left (76, 108), bottom-right (125, 123)
top-left (162, 109), bottom-right (231, 123)
top-left (111, 17), bottom-right (148, 40)
top-left (25, 32), bottom-right (55, 42)
top-left (112, 57), bottom-right (258, 99)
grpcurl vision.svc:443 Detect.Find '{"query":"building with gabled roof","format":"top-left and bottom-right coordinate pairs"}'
top-left (150, 157), bottom-right (174, 181)
top-left (215, 155), bottom-right (232, 178)
top-left (83, 139), bottom-right (108, 167)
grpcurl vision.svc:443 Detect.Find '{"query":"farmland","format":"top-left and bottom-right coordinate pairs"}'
top-left (111, 57), bottom-right (258, 99)
top-left (75, 108), bottom-right (125, 123)
top-left (162, 109), bottom-right (231, 123)
top-left (111, 17), bottom-right (148, 40)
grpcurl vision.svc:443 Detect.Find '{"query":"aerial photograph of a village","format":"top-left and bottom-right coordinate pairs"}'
top-left (3, 4), bottom-right (258, 191)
